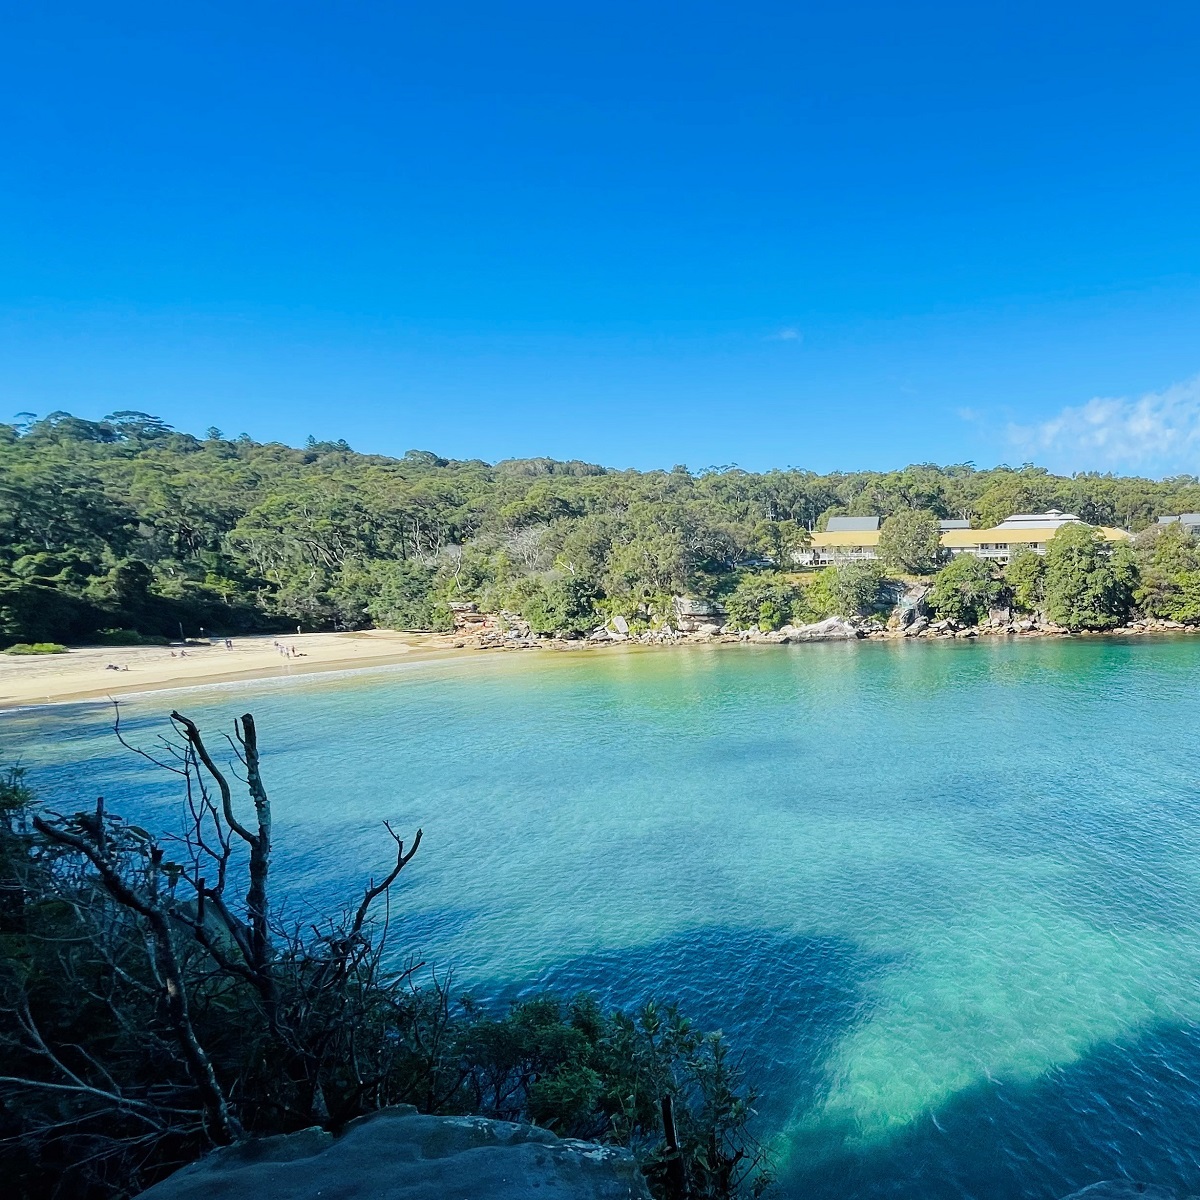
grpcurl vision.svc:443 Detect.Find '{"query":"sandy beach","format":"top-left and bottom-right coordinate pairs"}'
top-left (0, 630), bottom-right (470, 708)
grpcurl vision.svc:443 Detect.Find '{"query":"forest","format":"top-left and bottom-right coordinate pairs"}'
top-left (4, 409), bottom-right (1200, 646)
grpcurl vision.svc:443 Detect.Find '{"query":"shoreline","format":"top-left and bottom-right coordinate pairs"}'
top-left (2, 620), bottom-right (1199, 710)
top-left (0, 630), bottom-right (469, 710)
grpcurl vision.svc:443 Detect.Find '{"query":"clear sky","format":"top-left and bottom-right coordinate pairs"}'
top-left (3, 3), bottom-right (1199, 475)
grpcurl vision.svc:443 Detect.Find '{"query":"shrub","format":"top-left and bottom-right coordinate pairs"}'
top-left (504, 572), bottom-right (600, 636)
top-left (724, 572), bottom-right (807, 631)
top-left (807, 562), bottom-right (887, 619)
top-left (94, 628), bottom-right (170, 646)
top-left (928, 556), bottom-right (1002, 625)
top-left (1004, 548), bottom-right (1046, 614)
top-left (1134, 523), bottom-right (1200, 622)
top-left (3, 642), bottom-right (67, 655)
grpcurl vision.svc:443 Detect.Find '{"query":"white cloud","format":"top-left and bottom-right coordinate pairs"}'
top-left (1009, 375), bottom-right (1200, 476)
top-left (767, 327), bottom-right (801, 342)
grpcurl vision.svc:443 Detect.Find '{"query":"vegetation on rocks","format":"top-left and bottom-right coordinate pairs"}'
top-left (927, 556), bottom-right (1003, 626)
top-left (1003, 548), bottom-right (1047, 615)
top-left (1043, 524), bottom-right (1137, 632)
top-left (724, 573), bottom-right (809, 632)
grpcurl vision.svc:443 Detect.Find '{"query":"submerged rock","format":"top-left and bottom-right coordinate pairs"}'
top-left (137, 1108), bottom-right (652, 1200)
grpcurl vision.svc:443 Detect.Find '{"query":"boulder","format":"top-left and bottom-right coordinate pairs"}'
top-left (887, 583), bottom-right (930, 630)
top-left (672, 596), bottom-right (727, 633)
top-left (781, 617), bottom-right (861, 642)
top-left (136, 1109), bottom-right (652, 1200)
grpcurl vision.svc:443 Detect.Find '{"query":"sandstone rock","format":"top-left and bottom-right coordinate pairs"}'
top-left (672, 596), bottom-right (727, 633)
top-left (612, 615), bottom-right (630, 635)
top-left (903, 616), bottom-right (929, 637)
top-left (137, 1110), bottom-right (652, 1200)
top-left (886, 583), bottom-right (930, 630)
top-left (782, 617), bottom-right (861, 642)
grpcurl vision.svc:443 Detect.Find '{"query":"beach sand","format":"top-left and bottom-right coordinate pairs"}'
top-left (0, 630), bottom-right (468, 708)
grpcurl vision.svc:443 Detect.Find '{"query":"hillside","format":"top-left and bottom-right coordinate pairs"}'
top-left (4, 410), bottom-right (1200, 645)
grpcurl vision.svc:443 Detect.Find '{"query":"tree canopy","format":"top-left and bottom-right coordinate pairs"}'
top-left (1044, 524), bottom-right (1137, 631)
top-left (3, 411), bottom-right (1200, 643)
top-left (878, 508), bottom-right (942, 574)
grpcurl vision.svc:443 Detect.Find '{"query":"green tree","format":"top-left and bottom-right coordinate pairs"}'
top-left (8, 405), bottom-right (1200, 647)
top-left (878, 509), bottom-right (942, 575)
top-left (509, 572), bottom-right (600, 636)
top-left (724, 572), bottom-right (807, 631)
top-left (1044, 523), bottom-right (1136, 630)
top-left (927, 555), bottom-right (1002, 624)
top-left (1004, 547), bottom-right (1046, 614)
top-left (807, 561), bottom-right (886, 618)
top-left (749, 519), bottom-right (810, 567)
top-left (362, 561), bottom-right (452, 631)
top-left (1134, 522), bottom-right (1200, 621)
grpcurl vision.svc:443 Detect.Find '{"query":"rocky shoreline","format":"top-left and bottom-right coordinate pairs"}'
top-left (447, 603), bottom-right (1200, 654)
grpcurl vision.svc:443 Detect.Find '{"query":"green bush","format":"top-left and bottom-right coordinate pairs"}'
top-left (724, 572), bottom-right (807, 630)
top-left (1045, 523), bottom-right (1136, 630)
top-left (928, 555), bottom-right (1002, 625)
top-left (94, 628), bottom-right (170, 646)
top-left (1133, 523), bottom-right (1200, 622)
top-left (1004, 548), bottom-right (1046, 614)
top-left (4, 641), bottom-right (67, 655)
top-left (807, 562), bottom-right (887, 619)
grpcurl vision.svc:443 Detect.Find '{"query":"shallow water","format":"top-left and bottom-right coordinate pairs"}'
top-left (6, 637), bottom-right (1200, 1199)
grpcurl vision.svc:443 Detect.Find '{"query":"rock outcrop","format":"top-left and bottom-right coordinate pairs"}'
top-left (672, 596), bottom-right (727, 633)
top-left (779, 616), bottom-right (862, 642)
top-left (137, 1108), bottom-right (651, 1200)
top-left (886, 582), bottom-right (930, 630)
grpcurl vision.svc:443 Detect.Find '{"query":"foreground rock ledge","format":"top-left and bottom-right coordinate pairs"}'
top-left (137, 1108), bottom-right (652, 1200)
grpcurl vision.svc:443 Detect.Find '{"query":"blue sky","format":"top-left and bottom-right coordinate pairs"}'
top-left (2, 3), bottom-right (1199, 474)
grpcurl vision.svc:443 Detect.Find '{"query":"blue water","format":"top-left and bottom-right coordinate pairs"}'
top-left (6, 637), bottom-right (1200, 1199)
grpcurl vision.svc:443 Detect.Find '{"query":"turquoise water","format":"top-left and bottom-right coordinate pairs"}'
top-left (6, 637), bottom-right (1200, 1198)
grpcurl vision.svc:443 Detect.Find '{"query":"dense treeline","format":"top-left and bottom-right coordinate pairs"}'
top-left (5, 409), bottom-right (1200, 645)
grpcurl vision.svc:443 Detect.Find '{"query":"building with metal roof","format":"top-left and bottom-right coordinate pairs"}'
top-left (1157, 514), bottom-right (1200, 535)
top-left (825, 516), bottom-right (881, 532)
top-left (795, 511), bottom-right (1129, 567)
